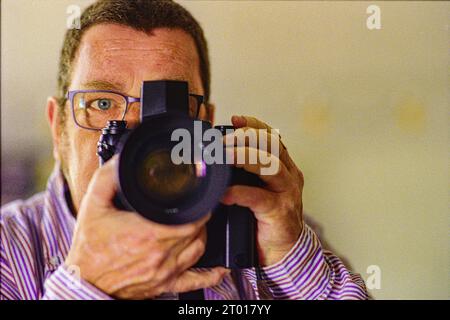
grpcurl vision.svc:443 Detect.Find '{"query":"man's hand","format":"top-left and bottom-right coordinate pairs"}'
top-left (222, 115), bottom-right (304, 266)
top-left (65, 156), bottom-right (229, 299)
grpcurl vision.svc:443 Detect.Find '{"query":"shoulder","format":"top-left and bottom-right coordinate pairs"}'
top-left (0, 192), bottom-right (46, 233)
top-left (0, 193), bottom-right (50, 299)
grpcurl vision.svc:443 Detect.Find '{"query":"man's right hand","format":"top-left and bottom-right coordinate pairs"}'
top-left (65, 156), bottom-right (229, 299)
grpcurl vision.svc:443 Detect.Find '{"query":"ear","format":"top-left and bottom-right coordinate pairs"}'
top-left (46, 97), bottom-right (63, 161)
top-left (199, 102), bottom-right (215, 125)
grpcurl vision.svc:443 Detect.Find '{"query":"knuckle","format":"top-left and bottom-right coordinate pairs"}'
top-left (224, 187), bottom-right (234, 199)
top-left (154, 265), bottom-right (174, 283)
top-left (280, 197), bottom-right (294, 215)
top-left (292, 184), bottom-right (302, 199)
top-left (214, 271), bottom-right (224, 283)
top-left (296, 169), bottom-right (305, 185)
top-left (180, 223), bottom-right (198, 236)
top-left (208, 272), bottom-right (222, 286)
top-left (142, 268), bottom-right (157, 283)
top-left (194, 240), bottom-right (206, 257)
top-left (150, 224), bottom-right (169, 239)
top-left (147, 245), bottom-right (168, 267)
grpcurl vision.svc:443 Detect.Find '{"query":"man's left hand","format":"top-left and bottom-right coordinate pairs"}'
top-left (221, 115), bottom-right (304, 266)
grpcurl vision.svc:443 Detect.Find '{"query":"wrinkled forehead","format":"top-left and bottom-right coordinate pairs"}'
top-left (70, 24), bottom-right (202, 94)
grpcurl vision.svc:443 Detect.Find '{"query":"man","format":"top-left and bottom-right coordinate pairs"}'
top-left (0, 0), bottom-right (368, 300)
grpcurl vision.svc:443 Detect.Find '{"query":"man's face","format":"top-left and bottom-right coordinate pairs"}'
top-left (53, 24), bottom-right (206, 213)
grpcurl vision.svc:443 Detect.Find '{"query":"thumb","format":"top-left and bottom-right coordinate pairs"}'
top-left (83, 155), bottom-right (119, 209)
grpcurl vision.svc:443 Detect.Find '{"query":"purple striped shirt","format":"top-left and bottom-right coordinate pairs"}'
top-left (0, 166), bottom-right (368, 300)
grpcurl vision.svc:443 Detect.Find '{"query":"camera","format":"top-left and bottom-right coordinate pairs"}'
top-left (97, 80), bottom-right (258, 269)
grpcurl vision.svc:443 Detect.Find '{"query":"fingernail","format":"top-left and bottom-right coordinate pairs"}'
top-left (232, 115), bottom-right (246, 125)
top-left (231, 115), bottom-right (240, 123)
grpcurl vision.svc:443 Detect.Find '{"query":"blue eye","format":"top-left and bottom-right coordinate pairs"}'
top-left (94, 99), bottom-right (112, 110)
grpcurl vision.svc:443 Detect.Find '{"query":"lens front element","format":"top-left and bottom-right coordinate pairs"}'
top-left (137, 149), bottom-right (199, 204)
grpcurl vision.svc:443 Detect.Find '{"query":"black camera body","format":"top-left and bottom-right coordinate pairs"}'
top-left (97, 80), bottom-right (258, 269)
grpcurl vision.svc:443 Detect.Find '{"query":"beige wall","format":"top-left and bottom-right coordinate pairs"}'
top-left (1, 0), bottom-right (448, 299)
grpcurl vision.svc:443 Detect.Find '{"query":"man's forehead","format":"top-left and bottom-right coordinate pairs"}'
top-left (79, 24), bottom-right (198, 62)
top-left (72, 24), bottom-right (201, 93)
top-left (81, 23), bottom-right (194, 43)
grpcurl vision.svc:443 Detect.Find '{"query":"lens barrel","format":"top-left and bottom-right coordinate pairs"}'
top-left (116, 114), bottom-right (231, 225)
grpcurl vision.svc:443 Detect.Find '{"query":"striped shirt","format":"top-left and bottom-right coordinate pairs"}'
top-left (0, 165), bottom-right (368, 300)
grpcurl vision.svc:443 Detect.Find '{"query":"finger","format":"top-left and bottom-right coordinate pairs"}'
top-left (232, 115), bottom-right (272, 132)
top-left (170, 267), bottom-right (230, 293)
top-left (175, 228), bottom-right (207, 271)
top-left (226, 146), bottom-right (291, 192)
top-left (231, 115), bottom-right (280, 147)
top-left (108, 242), bottom-right (226, 299)
top-left (230, 116), bottom-right (292, 165)
top-left (224, 127), bottom-right (279, 148)
top-left (112, 285), bottom-right (157, 300)
top-left (221, 185), bottom-right (278, 216)
top-left (231, 115), bottom-right (284, 147)
top-left (102, 231), bottom-right (207, 299)
top-left (150, 212), bottom-right (211, 241)
top-left (231, 115), bottom-right (247, 128)
top-left (224, 127), bottom-right (294, 173)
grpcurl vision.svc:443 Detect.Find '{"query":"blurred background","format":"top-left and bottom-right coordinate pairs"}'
top-left (1, 0), bottom-right (448, 299)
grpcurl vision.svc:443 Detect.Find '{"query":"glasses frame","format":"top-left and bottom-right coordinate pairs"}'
top-left (66, 89), bottom-right (204, 131)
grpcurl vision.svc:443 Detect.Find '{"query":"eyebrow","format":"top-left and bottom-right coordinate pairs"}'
top-left (81, 80), bottom-right (125, 92)
top-left (80, 78), bottom-right (202, 95)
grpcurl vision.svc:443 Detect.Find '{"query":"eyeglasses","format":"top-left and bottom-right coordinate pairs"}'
top-left (66, 89), bottom-right (205, 131)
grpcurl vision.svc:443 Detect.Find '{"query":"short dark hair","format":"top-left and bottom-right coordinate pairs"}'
top-left (57, 0), bottom-right (210, 115)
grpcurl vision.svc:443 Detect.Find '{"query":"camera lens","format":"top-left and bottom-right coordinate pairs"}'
top-left (117, 114), bottom-right (230, 225)
top-left (136, 149), bottom-right (199, 204)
